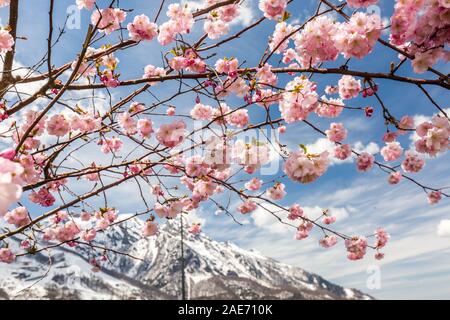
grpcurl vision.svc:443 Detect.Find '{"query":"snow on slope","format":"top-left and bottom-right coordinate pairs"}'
top-left (0, 217), bottom-right (372, 300)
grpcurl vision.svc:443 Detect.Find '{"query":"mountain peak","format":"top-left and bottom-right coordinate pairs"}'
top-left (0, 215), bottom-right (372, 300)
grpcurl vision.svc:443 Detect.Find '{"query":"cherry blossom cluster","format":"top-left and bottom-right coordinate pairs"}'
top-left (0, 27), bottom-right (14, 54)
top-left (294, 16), bottom-right (339, 66)
top-left (91, 8), bottom-right (126, 34)
top-left (258, 0), bottom-right (288, 20)
top-left (158, 3), bottom-right (194, 45)
top-left (347, 0), bottom-right (379, 8)
top-left (415, 116), bottom-right (449, 157)
top-left (1, 0), bottom-right (448, 268)
top-left (204, 0), bottom-right (240, 39)
top-left (284, 148), bottom-right (329, 184)
top-left (390, 0), bottom-right (449, 73)
top-left (334, 12), bottom-right (382, 59)
top-left (279, 76), bottom-right (319, 123)
top-left (169, 48), bottom-right (207, 73)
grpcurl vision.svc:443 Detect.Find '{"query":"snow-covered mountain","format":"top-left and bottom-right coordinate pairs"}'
top-left (0, 216), bottom-right (372, 300)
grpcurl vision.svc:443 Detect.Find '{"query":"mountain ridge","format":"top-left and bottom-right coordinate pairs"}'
top-left (0, 216), bottom-right (372, 300)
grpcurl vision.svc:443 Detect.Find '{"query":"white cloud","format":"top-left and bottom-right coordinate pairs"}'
top-left (251, 202), bottom-right (352, 235)
top-left (306, 138), bottom-right (381, 166)
top-left (251, 203), bottom-right (292, 235)
top-left (437, 220), bottom-right (450, 237)
top-left (354, 141), bottom-right (380, 155)
top-left (409, 108), bottom-right (450, 148)
top-left (184, 209), bottom-right (207, 227)
top-left (230, 2), bottom-right (254, 27)
top-left (306, 138), bottom-right (351, 165)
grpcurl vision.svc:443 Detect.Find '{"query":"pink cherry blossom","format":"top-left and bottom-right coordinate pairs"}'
top-left (294, 16), bottom-right (339, 66)
top-left (156, 120), bottom-right (186, 147)
top-left (381, 141), bottom-right (403, 161)
top-left (415, 116), bottom-right (449, 156)
top-left (326, 123), bottom-right (348, 142)
top-left (29, 187), bottom-right (55, 207)
top-left (334, 144), bottom-right (352, 160)
top-left (252, 89), bottom-right (281, 108)
top-left (245, 178), bottom-right (262, 191)
top-left (137, 119), bottom-right (154, 139)
top-left (0, 248), bottom-right (15, 264)
top-left (345, 236), bottom-right (368, 260)
top-left (80, 211), bottom-right (92, 221)
top-left (338, 75), bottom-right (361, 100)
top-left (84, 163), bottom-right (100, 182)
top-left (142, 220), bottom-right (158, 237)
top-left (127, 14), bottom-right (158, 41)
top-left (325, 85), bottom-right (339, 95)
top-left (347, 0), bottom-right (378, 8)
top-left (375, 252), bottom-right (385, 260)
top-left (383, 131), bottom-right (398, 142)
top-left (185, 155), bottom-right (210, 177)
top-left (319, 235), bottom-right (338, 248)
top-left (100, 69), bottom-right (120, 88)
top-left (322, 215), bottom-right (336, 225)
top-left (128, 102), bottom-right (145, 114)
top-left (401, 151), bottom-right (425, 173)
top-left (54, 221), bottom-right (80, 242)
top-left (279, 76), bottom-right (319, 123)
top-left (284, 149), bottom-right (329, 184)
top-left (258, 0), bottom-right (287, 20)
top-left (388, 171), bottom-right (402, 185)
top-left (76, 0), bottom-right (95, 10)
top-left (70, 113), bottom-right (101, 133)
top-left (390, 0), bottom-right (449, 72)
top-left (374, 228), bottom-right (389, 249)
top-left (188, 223), bottom-right (202, 235)
top-left (143, 64), bottom-right (166, 82)
top-left (4, 206), bottom-right (30, 227)
top-left (191, 103), bottom-right (214, 121)
top-left (427, 191), bottom-right (442, 205)
top-left (238, 200), bottom-right (257, 214)
top-left (334, 12), bottom-right (382, 59)
top-left (0, 29), bottom-right (14, 54)
top-left (295, 221), bottom-right (313, 240)
top-left (151, 185), bottom-right (164, 197)
top-left (82, 229), bottom-right (97, 242)
top-left (270, 22), bottom-right (295, 55)
top-left (204, 17), bottom-right (229, 40)
top-left (356, 152), bottom-right (375, 172)
top-left (154, 200), bottom-right (184, 219)
top-left (256, 63), bottom-right (278, 87)
top-left (157, 3), bottom-right (193, 45)
top-left (96, 218), bottom-right (110, 230)
top-left (266, 183), bottom-right (286, 200)
top-left (46, 114), bottom-right (70, 137)
top-left (0, 148), bottom-right (16, 161)
top-left (166, 106), bottom-right (176, 116)
top-left (288, 204), bottom-right (304, 220)
top-left (118, 112), bottom-right (137, 135)
top-left (278, 125), bottom-right (286, 134)
top-left (20, 240), bottom-right (31, 249)
top-left (91, 8), bottom-right (126, 34)
top-left (398, 115), bottom-right (414, 134)
top-left (316, 96), bottom-right (344, 118)
top-left (100, 137), bottom-right (123, 154)
top-left (227, 109), bottom-right (249, 128)
top-left (215, 57), bottom-right (239, 77)
top-left (233, 140), bottom-right (270, 173)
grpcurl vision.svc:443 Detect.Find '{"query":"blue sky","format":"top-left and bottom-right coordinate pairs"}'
top-left (1, 0), bottom-right (449, 299)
